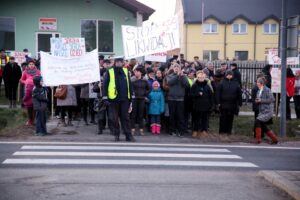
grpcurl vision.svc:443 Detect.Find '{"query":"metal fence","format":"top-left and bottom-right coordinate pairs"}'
top-left (204, 61), bottom-right (300, 103)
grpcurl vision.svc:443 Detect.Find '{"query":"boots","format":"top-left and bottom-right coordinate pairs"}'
top-left (255, 127), bottom-right (262, 144)
top-left (156, 125), bottom-right (161, 134)
top-left (59, 118), bottom-right (67, 127)
top-left (192, 131), bottom-right (198, 138)
top-left (139, 129), bottom-right (144, 136)
top-left (266, 130), bottom-right (278, 144)
top-left (151, 124), bottom-right (156, 134)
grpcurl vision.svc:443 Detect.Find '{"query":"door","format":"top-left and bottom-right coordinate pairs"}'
top-left (36, 32), bottom-right (60, 57)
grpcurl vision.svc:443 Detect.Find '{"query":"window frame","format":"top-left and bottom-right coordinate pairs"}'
top-left (203, 23), bottom-right (218, 34)
top-left (0, 16), bottom-right (16, 51)
top-left (203, 50), bottom-right (219, 61)
top-left (234, 51), bottom-right (248, 61)
top-left (35, 32), bottom-right (61, 57)
top-left (80, 19), bottom-right (115, 54)
top-left (232, 23), bottom-right (247, 34)
top-left (263, 23), bottom-right (278, 34)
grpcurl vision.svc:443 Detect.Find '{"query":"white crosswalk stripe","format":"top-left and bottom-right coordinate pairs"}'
top-left (2, 144), bottom-right (258, 168)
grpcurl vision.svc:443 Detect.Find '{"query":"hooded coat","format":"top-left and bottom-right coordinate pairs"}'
top-left (32, 76), bottom-right (48, 111)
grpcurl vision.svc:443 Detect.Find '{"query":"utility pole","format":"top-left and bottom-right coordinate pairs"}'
top-left (280, 0), bottom-right (287, 137)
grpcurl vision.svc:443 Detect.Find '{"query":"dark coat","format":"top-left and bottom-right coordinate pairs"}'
top-left (216, 78), bottom-right (242, 113)
top-left (166, 73), bottom-right (190, 101)
top-left (131, 77), bottom-right (150, 99)
top-left (262, 67), bottom-right (272, 89)
top-left (32, 77), bottom-right (48, 111)
top-left (232, 67), bottom-right (242, 87)
top-left (191, 80), bottom-right (213, 112)
top-left (2, 62), bottom-right (22, 86)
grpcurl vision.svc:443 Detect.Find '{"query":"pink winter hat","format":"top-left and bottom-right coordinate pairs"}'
top-left (152, 81), bottom-right (160, 88)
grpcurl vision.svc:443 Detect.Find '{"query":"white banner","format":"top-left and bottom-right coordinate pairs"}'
top-left (145, 52), bottom-right (167, 62)
top-left (50, 38), bottom-right (86, 57)
top-left (268, 48), bottom-right (299, 65)
top-left (40, 49), bottom-right (100, 86)
top-left (122, 16), bottom-right (180, 59)
top-left (271, 68), bottom-right (281, 93)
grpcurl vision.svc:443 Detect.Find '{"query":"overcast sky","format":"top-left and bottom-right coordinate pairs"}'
top-left (137, 0), bottom-right (176, 23)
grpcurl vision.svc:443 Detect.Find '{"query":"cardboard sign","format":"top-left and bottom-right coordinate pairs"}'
top-left (11, 51), bottom-right (31, 65)
top-left (145, 52), bottom-right (167, 62)
top-left (40, 49), bottom-right (100, 86)
top-left (39, 18), bottom-right (57, 31)
top-left (268, 48), bottom-right (299, 65)
top-left (271, 68), bottom-right (281, 93)
top-left (51, 38), bottom-right (86, 57)
top-left (122, 16), bottom-right (180, 59)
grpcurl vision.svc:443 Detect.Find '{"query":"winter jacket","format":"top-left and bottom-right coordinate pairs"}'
top-left (216, 78), bottom-right (242, 112)
top-left (166, 73), bottom-right (190, 101)
top-left (257, 86), bottom-right (274, 122)
top-left (80, 84), bottom-right (90, 99)
top-left (287, 77), bottom-right (295, 97)
top-left (23, 84), bottom-right (34, 108)
top-left (2, 62), bottom-right (22, 85)
top-left (232, 67), bottom-right (242, 87)
top-left (32, 76), bottom-right (48, 111)
top-left (57, 85), bottom-right (77, 106)
top-left (20, 67), bottom-right (41, 85)
top-left (148, 88), bottom-right (165, 115)
top-left (190, 80), bottom-right (213, 112)
top-left (131, 77), bottom-right (150, 99)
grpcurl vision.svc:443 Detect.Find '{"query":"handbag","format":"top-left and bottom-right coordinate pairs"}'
top-left (54, 85), bottom-right (68, 99)
top-left (93, 81), bottom-right (107, 112)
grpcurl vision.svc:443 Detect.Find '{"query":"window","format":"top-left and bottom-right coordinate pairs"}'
top-left (0, 17), bottom-right (15, 50)
top-left (36, 32), bottom-right (60, 54)
top-left (263, 24), bottom-right (277, 34)
top-left (235, 51), bottom-right (248, 61)
top-left (81, 19), bottom-right (114, 53)
top-left (232, 23), bottom-right (247, 34)
top-left (203, 23), bottom-right (218, 33)
top-left (203, 50), bottom-right (219, 61)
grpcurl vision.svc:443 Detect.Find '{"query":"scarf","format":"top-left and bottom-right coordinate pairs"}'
top-left (26, 67), bottom-right (37, 76)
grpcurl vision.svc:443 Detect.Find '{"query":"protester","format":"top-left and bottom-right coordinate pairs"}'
top-left (203, 62), bottom-right (214, 80)
top-left (230, 63), bottom-right (242, 87)
top-left (216, 70), bottom-right (242, 135)
top-left (166, 63), bottom-right (190, 137)
top-left (220, 62), bottom-right (228, 75)
top-left (254, 77), bottom-right (278, 144)
top-left (261, 64), bottom-right (272, 89)
top-left (146, 67), bottom-right (156, 89)
top-left (148, 81), bottom-right (164, 135)
top-left (56, 85), bottom-right (77, 126)
top-left (103, 57), bottom-right (135, 142)
top-left (130, 66), bottom-right (150, 135)
top-left (294, 70), bottom-right (300, 119)
top-left (80, 83), bottom-right (96, 125)
top-left (0, 49), bottom-right (9, 96)
top-left (23, 78), bottom-right (35, 126)
top-left (2, 57), bottom-right (22, 108)
top-left (191, 70), bottom-right (213, 138)
top-left (184, 68), bottom-right (195, 132)
top-left (286, 68), bottom-right (295, 120)
top-left (32, 76), bottom-right (48, 136)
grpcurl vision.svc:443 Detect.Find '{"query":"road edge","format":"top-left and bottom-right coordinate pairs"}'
top-left (258, 170), bottom-right (300, 200)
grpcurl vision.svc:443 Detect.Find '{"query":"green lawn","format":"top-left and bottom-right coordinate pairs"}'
top-left (0, 108), bottom-right (27, 133)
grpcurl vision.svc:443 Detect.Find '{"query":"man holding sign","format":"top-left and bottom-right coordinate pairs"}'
top-left (102, 57), bottom-right (135, 142)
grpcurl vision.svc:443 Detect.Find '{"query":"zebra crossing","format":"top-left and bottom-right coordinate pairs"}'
top-left (2, 143), bottom-right (258, 168)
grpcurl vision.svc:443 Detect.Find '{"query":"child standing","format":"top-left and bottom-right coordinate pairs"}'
top-left (32, 76), bottom-right (48, 136)
top-left (148, 81), bottom-right (164, 134)
top-left (23, 79), bottom-right (35, 126)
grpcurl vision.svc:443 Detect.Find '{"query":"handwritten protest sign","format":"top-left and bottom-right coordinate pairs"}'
top-left (11, 51), bottom-right (31, 65)
top-left (268, 48), bottom-right (299, 65)
top-left (122, 16), bottom-right (180, 59)
top-left (50, 38), bottom-right (86, 57)
top-left (40, 49), bottom-right (100, 86)
top-left (271, 68), bottom-right (281, 93)
top-left (145, 52), bottom-right (167, 62)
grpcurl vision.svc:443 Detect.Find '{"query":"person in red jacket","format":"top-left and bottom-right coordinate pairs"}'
top-left (286, 68), bottom-right (295, 120)
top-left (23, 79), bottom-right (35, 125)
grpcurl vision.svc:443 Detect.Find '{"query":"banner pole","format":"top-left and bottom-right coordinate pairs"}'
top-left (51, 87), bottom-right (54, 119)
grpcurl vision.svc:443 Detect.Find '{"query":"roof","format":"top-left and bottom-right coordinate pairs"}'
top-left (108, 0), bottom-right (155, 21)
top-left (182, 0), bottom-right (300, 24)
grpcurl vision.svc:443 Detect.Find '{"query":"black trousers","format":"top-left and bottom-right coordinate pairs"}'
top-left (131, 99), bottom-right (145, 129)
top-left (192, 111), bottom-right (209, 132)
top-left (36, 110), bottom-right (47, 134)
top-left (294, 95), bottom-right (300, 119)
top-left (5, 83), bottom-right (18, 100)
top-left (108, 100), bottom-right (131, 138)
top-left (168, 100), bottom-right (185, 134)
top-left (254, 119), bottom-right (270, 133)
top-left (61, 106), bottom-right (72, 120)
top-left (286, 96), bottom-right (292, 120)
top-left (219, 109), bottom-right (234, 134)
top-left (81, 99), bottom-right (95, 122)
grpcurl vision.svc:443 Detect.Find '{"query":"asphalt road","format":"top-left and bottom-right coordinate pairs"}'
top-left (0, 141), bottom-right (299, 200)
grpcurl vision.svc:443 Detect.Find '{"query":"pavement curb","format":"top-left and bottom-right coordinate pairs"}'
top-left (258, 170), bottom-right (300, 200)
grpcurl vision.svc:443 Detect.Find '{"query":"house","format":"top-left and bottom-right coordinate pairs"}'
top-left (176, 0), bottom-right (300, 61)
top-left (0, 0), bottom-right (154, 57)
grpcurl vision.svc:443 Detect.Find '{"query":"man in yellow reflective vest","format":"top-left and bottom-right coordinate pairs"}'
top-left (0, 49), bottom-right (9, 96)
top-left (102, 56), bottom-right (135, 142)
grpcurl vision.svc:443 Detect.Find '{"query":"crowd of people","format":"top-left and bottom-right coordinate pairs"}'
top-left (0, 49), bottom-right (299, 143)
